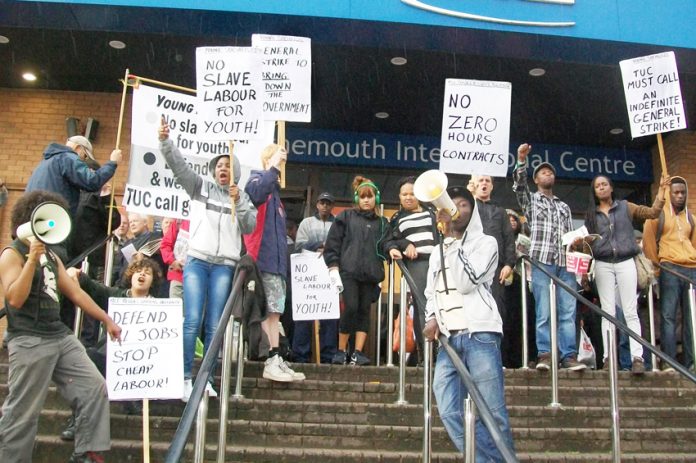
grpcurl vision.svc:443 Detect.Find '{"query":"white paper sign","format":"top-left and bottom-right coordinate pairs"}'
top-left (196, 46), bottom-right (264, 141)
top-left (124, 84), bottom-right (274, 219)
top-left (107, 298), bottom-right (184, 400)
top-left (252, 34), bottom-right (312, 122)
top-left (439, 79), bottom-right (511, 177)
top-left (290, 252), bottom-right (340, 321)
top-left (620, 51), bottom-right (686, 137)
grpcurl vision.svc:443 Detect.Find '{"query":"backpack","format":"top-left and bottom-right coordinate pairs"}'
top-left (634, 252), bottom-right (655, 290)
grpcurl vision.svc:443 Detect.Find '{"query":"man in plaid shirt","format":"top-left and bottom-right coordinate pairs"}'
top-left (512, 143), bottom-right (586, 371)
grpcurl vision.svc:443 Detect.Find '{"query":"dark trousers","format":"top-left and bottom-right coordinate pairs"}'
top-left (292, 319), bottom-right (339, 363)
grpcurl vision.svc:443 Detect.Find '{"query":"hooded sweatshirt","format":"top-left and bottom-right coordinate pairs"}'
top-left (424, 198), bottom-right (501, 337)
top-left (643, 176), bottom-right (696, 268)
top-left (159, 139), bottom-right (256, 266)
top-left (26, 143), bottom-right (117, 214)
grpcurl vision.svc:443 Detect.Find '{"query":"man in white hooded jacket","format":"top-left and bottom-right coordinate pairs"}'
top-left (423, 185), bottom-right (515, 461)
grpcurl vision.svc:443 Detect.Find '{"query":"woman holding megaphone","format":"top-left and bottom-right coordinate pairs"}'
top-left (0, 190), bottom-right (122, 463)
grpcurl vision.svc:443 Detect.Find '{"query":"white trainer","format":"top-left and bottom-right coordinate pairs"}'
top-left (182, 378), bottom-right (193, 403)
top-left (205, 381), bottom-right (218, 398)
top-left (263, 355), bottom-right (294, 382)
top-left (279, 357), bottom-right (306, 381)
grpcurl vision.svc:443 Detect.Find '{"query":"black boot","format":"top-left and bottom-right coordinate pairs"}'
top-left (60, 414), bottom-right (76, 441)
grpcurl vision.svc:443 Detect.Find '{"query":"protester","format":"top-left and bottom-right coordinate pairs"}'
top-left (244, 144), bottom-right (304, 382)
top-left (0, 190), bottom-right (122, 463)
top-left (471, 175), bottom-right (517, 367)
top-left (26, 136), bottom-right (122, 216)
top-left (513, 143), bottom-right (586, 371)
top-left (324, 176), bottom-right (388, 366)
top-left (584, 174), bottom-right (668, 374)
top-left (423, 184), bottom-right (515, 460)
top-left (383, 176), bottom-right (438, 361)
top-left (158, 118), bottom-right (257, 400)
top-left (292, 192), bottom-right (339, 363)
top-left (643, 176), bottom-right (696, 371)
top-left (160, 219), bottom-right (189, 300)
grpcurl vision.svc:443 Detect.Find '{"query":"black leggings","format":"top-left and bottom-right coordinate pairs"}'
top-left (340, 276), bottom-right (378, 334)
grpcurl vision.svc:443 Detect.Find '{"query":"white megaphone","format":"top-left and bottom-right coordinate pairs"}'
top-left (413, 170), bottom-right (459, 220)
top-left (17, 202), bottom-right (72, 264)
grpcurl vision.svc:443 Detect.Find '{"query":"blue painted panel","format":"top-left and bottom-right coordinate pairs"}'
top-left (285, 127), bottom-right (653, 183)
top-left (21, 0), bottom-right (696, 49)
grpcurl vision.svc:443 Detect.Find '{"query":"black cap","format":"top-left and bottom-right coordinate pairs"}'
top-left (317, 192), bottom-right (335, 203)
top-left (533, 162), bottom-right (556, 179)
top-left (446, 185), bottom-right (475, 207)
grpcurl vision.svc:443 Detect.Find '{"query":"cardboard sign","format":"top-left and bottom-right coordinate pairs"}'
top-left (620, 51), bottom-right (686, 137)
top-left (124, 84), bottom-right (274, 218)
top-left (196, 46), bottom-right (264, 141)
top-left (252, 34), bottom-right (312, 122)
top-left (439, 79), bottom-right (511, 177)
top-left (290, 252), bottom-right (340, 321)
top-left (107, 298), bottom-right (183, 401)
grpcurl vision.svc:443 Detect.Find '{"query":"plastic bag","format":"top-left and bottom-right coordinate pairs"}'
top-left (577, 327), bottom-right (596, 369)
top-left (393, 304), bottom-right (416, 353)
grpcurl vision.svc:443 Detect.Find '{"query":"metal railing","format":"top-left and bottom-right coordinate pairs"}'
top-left (394, 259), bottom-right (518, 463)
top-left (165, 269), bottom-right (247, 463)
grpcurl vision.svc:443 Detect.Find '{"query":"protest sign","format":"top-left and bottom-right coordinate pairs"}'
top-left (124, 84), bottom-right (273, 218)
top-left (107, 298), bottom-right (183, 401)
top-left (290, 252), bottom-right (340, 321)
top-left (439, 79), bottom-right (511, 177)
top-left (252, 34), bottom-right (312, 122)
top-left (620, 51), bottom-right (686, 138)
top-left (196, 46), bottom-right (264, 141)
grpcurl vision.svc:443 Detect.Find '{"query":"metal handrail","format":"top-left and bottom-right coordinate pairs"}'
top-left (165, 269), bottom-right (248, 463)
top-left (658, 262), bottom-right (696, 285)
top-left (521, 255), bottom-right (696, 384)
top-left (394, 259), bottom-right (518, 463)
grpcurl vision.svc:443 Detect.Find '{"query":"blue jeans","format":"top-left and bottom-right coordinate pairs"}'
top-left (183, 257), bottom-right (235, 378)
top-left (659, 263), bottom-right (695, 368)
top-left (433, 332), bottom-right (515, 462)
top-left (531, 263), bottom-right (578, 360)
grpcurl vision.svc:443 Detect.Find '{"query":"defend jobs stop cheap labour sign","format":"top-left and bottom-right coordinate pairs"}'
top-left (620, 51), bottom-right (687, 138)
top-left (440, 79), bottom-right (511, 178)
top-left (107, 298), bottom-right (184, 401)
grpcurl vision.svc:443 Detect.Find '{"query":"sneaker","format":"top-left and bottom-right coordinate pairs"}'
top-left (60, 414), bottom-right (75, 441)
top-left (561, 356), bottom-right (587, 371)
top-left (349, 350), bottom-right (371, 366)
top-left (263, 355), bottom-right (294, 382)
top-left (68, 451), bottom-right (105, 463)
top-left (631, 358), bottom-right (646, 375)
top-left (279, 357), bottom-right (306, 381)
top-left (205, 381), bottom-right (218, 398)
top-left (535, 354), bottom-right (551, 371)
top-left (182, 378), bottom-right (193, 403)
top-left (331, 350), bottom-right (348, 365)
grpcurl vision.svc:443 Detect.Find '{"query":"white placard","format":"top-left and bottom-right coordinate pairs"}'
top-left (196, 46), bottom-right (264, 141)
top-left (125, 84), bottom-right (274, 219)
top-left (620, 51), bottom-right (686, 138)
top-left (439, 79), bottom-right (511, 177)
top-left (252, 34), bottom-right (312, 122)
top-left (290, 252), bottom-right (340, 321)
top-left (107, 298), bottom-right (183, 401)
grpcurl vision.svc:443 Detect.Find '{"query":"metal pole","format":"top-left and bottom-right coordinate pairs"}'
top-left (647, 284), bottom-right (658, 371)
top-left (216, 316), bottom-right (235, 463)
top-left (73, 258), bottom-right (89, 337)
top-left (689, 284), bottom-right (696, 371)
top-left (103, 238), bottom-right (115, 286)
top-left (376, 277), bottom-right (383, 367)
top-left (464, 396), bottom-right (476, 463)
top-left (520, 260), bottom-right (529, 369)
top-left (422, 340), bottom-right (433, 463)
top-left (549, 280), bottom-right (561, 408)
top-left (607, 328), bottom-right (621, 463)
top-left (193, 391), bottom-right (209, 463)
top-left (387, 262), bottom-right (396, 367)
top-left (232, 321), bottom-right (245, 399)
top-left (395, 276), bottom-right (408, 405)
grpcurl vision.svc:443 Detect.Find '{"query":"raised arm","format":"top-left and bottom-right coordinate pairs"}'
top-left (158, 117), bottom-right (203, 198)
top-left (512, 143), bottom-right (533, 218)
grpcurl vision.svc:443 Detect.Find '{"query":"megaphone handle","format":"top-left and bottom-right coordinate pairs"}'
top-left (439, 230), bottom-right (450, 295)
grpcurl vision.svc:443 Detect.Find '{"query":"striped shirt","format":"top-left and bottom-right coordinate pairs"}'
top-left (512, 162), bottom-right (573, 266)
top-left (385, 209), bottom-right (438, 259)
